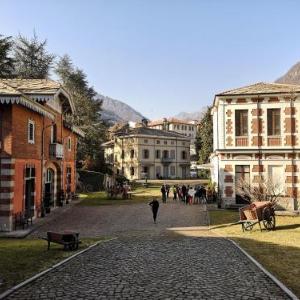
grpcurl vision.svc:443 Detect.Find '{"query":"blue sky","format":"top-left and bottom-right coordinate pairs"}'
top-left (1, 0), bottom-right (300, 119)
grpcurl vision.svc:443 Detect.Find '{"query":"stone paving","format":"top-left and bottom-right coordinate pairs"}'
top-left (30, 201), bottom-right (209, 238)
top-left (4, 201), bottom-right (291, 299)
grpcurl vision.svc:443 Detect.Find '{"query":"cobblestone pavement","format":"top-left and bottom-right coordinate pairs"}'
top-left (7, 236), bottom-right (289, 299)
top-left (30, 201), bottom-right (209, 238)
top-left (7, 202), bottom-right (289, 299)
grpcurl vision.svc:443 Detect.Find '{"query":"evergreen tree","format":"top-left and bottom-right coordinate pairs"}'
top-left (0, 35), bottom-right (14, 78)
top-left (195, 106), bottom-right (213, 164)
top-left (55, 55), bottom-right (107, 171)
top-left (13, 33), bottom-right (55, 79)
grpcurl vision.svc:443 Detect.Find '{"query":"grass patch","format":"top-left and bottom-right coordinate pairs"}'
top-left (78, 184), bottom-right (161, 206)
top-left (0, 237), bottom-right (106, 294)
top-left (209, 209), bottom-right (300, 297)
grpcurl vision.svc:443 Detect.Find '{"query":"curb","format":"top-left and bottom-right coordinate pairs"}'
top-left (0, 237), bottom-right (117, 300)
top-left (229, 239), bottom-right (299, 300)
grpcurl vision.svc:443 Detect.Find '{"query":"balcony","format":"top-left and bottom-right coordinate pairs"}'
top-left (49, 143), bottom-right (64, 159)
top-left (235, 137), bottom-right (248, 147)
top-left (268, 136), bottom-right (281, 146)
top-left (161, 157), bottom-right (174, 164)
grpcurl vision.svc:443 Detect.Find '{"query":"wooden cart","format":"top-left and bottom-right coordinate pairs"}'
top-left (239, 201), bottom-right (276, 232)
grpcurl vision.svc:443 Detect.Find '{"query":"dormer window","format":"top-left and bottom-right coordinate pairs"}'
top-left (28, 120), bottom-right (35, 144)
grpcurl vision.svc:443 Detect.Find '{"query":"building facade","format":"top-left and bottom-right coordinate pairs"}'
top-left (103, 127), bottom-right (191, 180)
top-left (211, 82), bottom-right (300, 211)
top-left (147, 118), bottom-right (198, 155)
top-left (0, 79), bottom-right (83, 231)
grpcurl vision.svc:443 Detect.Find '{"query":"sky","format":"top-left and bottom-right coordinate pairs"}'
top-left (1, 0), bottom-right (300, 119)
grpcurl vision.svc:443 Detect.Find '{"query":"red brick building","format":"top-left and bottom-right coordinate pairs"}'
top-left (0, 79), bottom-right (84, 231)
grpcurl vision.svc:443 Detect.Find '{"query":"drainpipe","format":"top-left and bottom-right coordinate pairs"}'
top-left (290, 93), bottom-right (297, 210)
top-left (40, 118), bottom-right (55, 217)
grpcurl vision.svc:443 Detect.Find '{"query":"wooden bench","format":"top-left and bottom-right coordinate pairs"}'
top-left (43, 231), bottom-right (81, 251)
top-left (14, 212), bottom-right (33, 230)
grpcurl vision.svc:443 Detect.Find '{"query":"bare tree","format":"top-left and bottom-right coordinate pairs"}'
top-left (236, 177), bottom-right (284, 205)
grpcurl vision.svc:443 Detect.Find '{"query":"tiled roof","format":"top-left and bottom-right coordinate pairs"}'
top-left (148, 118), bottom-right (196, 126)
top-left (117, 127), bottom-right (189, 139)
top-left (216, 82), bottom-right (300, 96)
top-left (0, 79), bottom-right (61, 95)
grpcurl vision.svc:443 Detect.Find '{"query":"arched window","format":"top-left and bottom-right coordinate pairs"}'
top-left (130, 149), bottom-right (134, 159)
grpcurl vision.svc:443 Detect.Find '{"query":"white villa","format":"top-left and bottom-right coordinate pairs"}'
top-left (211, 82), bottom-right (300, 211)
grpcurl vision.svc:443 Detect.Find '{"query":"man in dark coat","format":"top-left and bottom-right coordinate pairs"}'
top-left (149, 198), bottom-right (160, 223)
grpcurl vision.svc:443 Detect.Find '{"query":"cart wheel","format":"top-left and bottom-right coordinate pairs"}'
top-left (262, 207), bottom-right (276, 230)
top-left (244, 221), bottom-right (253, 231)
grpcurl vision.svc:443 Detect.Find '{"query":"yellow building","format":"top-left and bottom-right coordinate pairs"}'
top-left (103, 127), bottom-right (191, 180)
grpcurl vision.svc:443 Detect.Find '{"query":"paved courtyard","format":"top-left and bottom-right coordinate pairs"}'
top-left (5, 201), bottom-right (291, 299)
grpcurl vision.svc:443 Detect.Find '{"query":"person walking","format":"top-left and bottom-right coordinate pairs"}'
top-left (181, 185), bottom-right (187, 204)
top-left (149, 198), bottom-right (160, 223)
top-left (166, 184), bottom-right (170, 199)
top-left (161, 184), bottom-right (167, 203)
top-left (172, 185), bottom-right (177, 200)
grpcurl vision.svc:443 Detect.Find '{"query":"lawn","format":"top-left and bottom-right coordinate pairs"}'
top-left (78, 184), bottom-right (161, 206)
top-left (0, 237), bottom-right (105, 294)
top-left (209, 209), bottom-right (300, 297)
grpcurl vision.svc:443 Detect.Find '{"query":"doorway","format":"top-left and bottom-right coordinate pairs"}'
top-left (44, 169), bottom-right (55, 211)
top-left (24, 166), bottom-right (35, 218)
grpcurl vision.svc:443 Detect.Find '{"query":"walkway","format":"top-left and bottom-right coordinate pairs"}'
top-left (5, 201), bottom-right (291, 299)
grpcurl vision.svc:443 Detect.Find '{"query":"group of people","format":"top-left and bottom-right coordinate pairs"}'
top-left (106, 182), bottom-right (132, 199)
top-left (160, 184), bottom-right (207, 205)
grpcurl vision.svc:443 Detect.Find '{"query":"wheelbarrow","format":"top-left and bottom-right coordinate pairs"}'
top-left (239, 201), bottom-right (276, 232)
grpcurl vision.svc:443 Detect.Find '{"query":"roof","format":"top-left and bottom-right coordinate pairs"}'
top-left (117, 127), bottom-right (190, 139)
top-left (148, 118), bottom-right (197, 126)
top-left (0, 78), bottom-right (75, 113)
top-left (0, 78), bottom-right (61, 95)
top-left (216, 82), bottom-right (300, 96)
top-left (101, 140), bottom-right (115, 147)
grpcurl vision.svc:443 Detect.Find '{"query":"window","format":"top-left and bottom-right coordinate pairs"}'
top-left (130, 149), bottom-right (134, 159)
top-left (181, 151), bottom-right (187, 159)
top-left (235, 110), bottom-right (248, 136)
top-left (155, 166), bottom-right (161, 177)
top-left (121, 150), bottom-right (125, 159)
top-left (268, 109), bottom-right (281, 135)
top-left (130, 167), bottom-right (135, 176)
top-left (192, 127), bottom-right (194, 131)
top-left (155, 149), bottom-right (161, 159)
top-left (170, 166), bottom-right (175, 176)
top-left (67, 137), bottom-right (72, 151)
top-left (268, 165), bottom-right (284, 195)
top-left (170, 150), bottom-right (175, 159)
top-left (121, 167), bottom-right (124, 175)
top-left (156, 140), bottom-right (160, 144)
top-left (28, 120), bottom-right (35, 144)
top-left (143, 166), bottom-right (148, 174)
top-left (171, 141), bottom-right (174, 145)
top-left (182, 142), bottom-right (185, 145)
top-left (189, 126), bottom-right (191, 131)
top-left (143, 149), bottom-right (149, 159)
top-left (163, 150), bottom-right (169, 159)
top-left (144, 139), bottom-right (148, 143)
top-left (164, 140), bottom-right (167, 145)
top-left (50, 124), bottom-right (57, 143)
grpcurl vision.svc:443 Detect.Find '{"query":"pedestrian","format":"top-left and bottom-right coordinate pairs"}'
top-left (161, 184), bottom-right (167, 203)
top-left (181, 185), bottom-right (187, 203)
top-left (172, 185), bottom-right (177, 200)
top-left (149, 198), bottom-right (160, 223)
top-left (166, 184), bottom-right (170, 198)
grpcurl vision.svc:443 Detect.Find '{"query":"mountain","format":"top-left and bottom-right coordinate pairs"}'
top-left (97, 94), bottom-right (146, 124)
top-left (276, 62), bottom-right (300, 84)
top-left (174, 109), bottom-right (206, 121)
